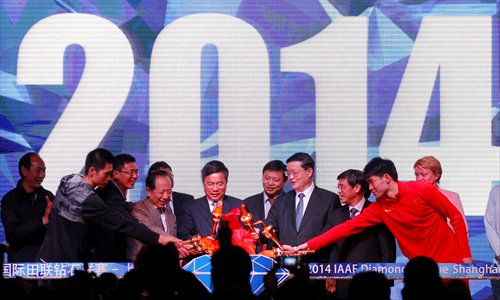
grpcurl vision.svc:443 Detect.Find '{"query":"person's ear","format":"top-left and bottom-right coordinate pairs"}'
top-left (88, 166), bottom-right (97, 177)
top-left (383, 174), bottom-right (391, 183)
top-left (20, 165), bottom-right (30, 178)
top-left (354, 183), bottom-right (361, 194)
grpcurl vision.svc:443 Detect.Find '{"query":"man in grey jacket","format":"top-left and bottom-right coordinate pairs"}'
top-left (37, 148), bottom-right (181, 262)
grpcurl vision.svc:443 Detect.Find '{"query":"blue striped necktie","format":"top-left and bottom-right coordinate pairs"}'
top-left (296, 193), bottom-right (305, 229)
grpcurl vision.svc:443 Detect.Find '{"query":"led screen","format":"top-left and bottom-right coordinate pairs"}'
top-left (1, 0), bottom-right (498, 297)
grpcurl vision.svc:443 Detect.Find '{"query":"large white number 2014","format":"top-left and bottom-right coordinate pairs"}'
top-left (17, 13), bottom-right (496, 213)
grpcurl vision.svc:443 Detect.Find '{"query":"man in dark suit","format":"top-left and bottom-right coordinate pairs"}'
top-left (330, 169), bottom-right (396, 300)
top-left (91, 153), bottom-right (139, 261)
top-left (267, 153), bottom-right (340, 260)
top-left (147, 161), bottom-right (195, 237)
top-left (267, 152), bottom-right (340, 299)
top-left (178, 160), bottom-right (241, 240)
top-left (243, 160), bottom-right (287, 252)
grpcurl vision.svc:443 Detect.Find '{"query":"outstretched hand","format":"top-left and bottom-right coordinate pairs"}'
top-left (281, 243), bottom-right (311, 256)
top-left (158, 234), bottom-right (181, 245)
top-left (176, 243), bottom-right (191, 258)
top-left (158, 235), bottom-right (191, 258)
top-left (250, 228), bottom-right (260, 240)
top-left (294, 243), bottom-right (309, 251)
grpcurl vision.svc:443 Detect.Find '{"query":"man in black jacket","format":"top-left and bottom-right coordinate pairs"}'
top-left (178, 160), bottom-right (241, 240)
top-left (90, 153), bottom-right (140, 261)
top-left (243, 160), bottom-right (287, 252)
top-left (1, 152), bottom-right (54, 262)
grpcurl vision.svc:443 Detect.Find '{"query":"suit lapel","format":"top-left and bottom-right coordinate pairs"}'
top-left (298, 188), bottom-right (320, 232)
top-left (145, 200), bottom-right (163, 230)
top-left (297, 187), bottom-right (319, 232)
top-left (153, 202), bottom-right (165, 229)
top-left (258, 193), bottom-right (266, 220)
top-left (222, 196), bottom-right (233, 214)
top-left (342, 205), bottom-right (350, 223)
top-left (247, 194), bottom-right (266, 221)
top-left (286, 191), bottom-right (299, 232)
top-left (199, 197), bottom-right (213, 234)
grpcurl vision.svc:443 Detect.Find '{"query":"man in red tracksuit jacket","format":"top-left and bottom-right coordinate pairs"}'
top-left (292, 157), bottom-right (472, 264)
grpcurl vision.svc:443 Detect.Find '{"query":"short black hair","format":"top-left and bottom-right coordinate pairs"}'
top-left (84, 148), bottom-right (114, 174)
top-left (18, 152), bottom-right (38, 178)
top-left (363, 157), bottom-right (398, 181)
top-left (113, 154), bottom-right (136, 171)
top-left (286, 152), bottom-right (315, 171)
top-left (262, 160), bottom-right (287, 178)
top-left (262, 160), bottom-right (286, 173)
top-left (337, 169), bottom-right (370, 199)
top-left (148, 161), bottom-right (172, 175)
top-left (201, 160), bottom-right (228, 181)
top-left (145, 170), bottom-right (173, 190)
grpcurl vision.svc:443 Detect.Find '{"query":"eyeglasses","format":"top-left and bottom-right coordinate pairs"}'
top-left (286, 169), bottom-right (306, 178)
top-left (337, 184), bottom-right (349, 191)
top-left (117, 169), bottom-right (139, 176)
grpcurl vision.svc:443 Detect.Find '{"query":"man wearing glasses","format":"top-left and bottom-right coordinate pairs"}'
top-left (178, 160), bottom-right (241, 240)
top-left (266, 152), bottom-right (340, 297)
top-left (329, 169), bottom-right (395, 299)
top-left (90, 154), bottom-right (140, 261)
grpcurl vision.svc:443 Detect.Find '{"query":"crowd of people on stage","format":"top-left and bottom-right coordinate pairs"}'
top-left (1, 148), bottom-right (499, 299)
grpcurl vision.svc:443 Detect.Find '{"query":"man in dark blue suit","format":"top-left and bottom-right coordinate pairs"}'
top-left (147, 161), bottom-right (195, 237)
top-left (178, 160), bottom-right (241, 240)
top-left (243, 160), bottom-right (287, 252)
top-left (267, 153), bottom-right (340, 260)
top-left (330, 169), bottom-right (396, 299)
top-left (267, 152), bottom-right (340, 298)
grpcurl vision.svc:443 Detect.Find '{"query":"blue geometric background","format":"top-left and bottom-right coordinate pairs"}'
top-left (1, 1), bottom-right (498, 298)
